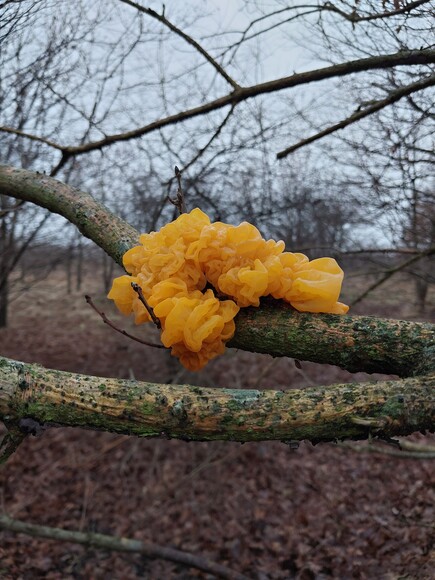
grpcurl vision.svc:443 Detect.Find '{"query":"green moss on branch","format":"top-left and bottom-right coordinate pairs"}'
top-left (0, 165), bottom-right (138, 265)
top-left (1, 356), bottom-right (434, 444)
top-left (230, 300), bottom-right (435, 377)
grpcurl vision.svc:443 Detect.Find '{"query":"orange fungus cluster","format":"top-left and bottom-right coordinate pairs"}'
top-left (108, 208), bottom-right (348, 371)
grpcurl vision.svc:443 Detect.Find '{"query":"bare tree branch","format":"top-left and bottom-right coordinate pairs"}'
top-left (342, 247), bottom-right (431, 255)
top-left (0, 356), bottom-right (434, 446)
top-left (131, 282), bottom-right (162, 328)
top-left (351, 247), bottom-right (435, 306)
top-left (118, 0), bottom-right (241, 90)
top-left (1, 49), bottom-right (433, 162)
top-left (324, 0), bottom-right (432, 23)
top-left (177, 104), bottom-right (236, 175)
top-left (0, 211), bottom-right (51, 293)
top-left (218, 1), bottom-right (431, 59)
top-left (277, 72), bottom-right (435, 158)
top-left (0, 514), bottom-right (250, 580)
top-left (296, 246), bottom-right (430, 255)
top-left (0, 166), bottom-right (139, 265)
top-left (85, 295), bottom-right (165, 349)
top-left (0, 125), bottom-right (63, 151)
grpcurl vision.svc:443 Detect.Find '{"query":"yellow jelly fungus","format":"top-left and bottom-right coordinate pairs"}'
top-left (107, 275), bottom-right (138, 316)
top-left (108, 208), bottom-right (348, 370)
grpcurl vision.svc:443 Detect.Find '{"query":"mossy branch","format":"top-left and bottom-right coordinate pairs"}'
top-left (1, 356), bottom-right (434, 447)
top-left (0, 165), bottom-right (139, 265)
top-left (1, 165), bottom-right (434, 378)
top-left (230, 300), bottom-right (434, 377)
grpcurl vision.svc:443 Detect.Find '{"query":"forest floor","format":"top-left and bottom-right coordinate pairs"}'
top-left (0, 264), bottom-right (434, 579)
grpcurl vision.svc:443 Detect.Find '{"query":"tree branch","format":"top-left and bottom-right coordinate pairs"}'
top-left (351, 248), bottom-right (435, 307)
top-left (1, 49), bottom-right (434, 159)
top-left (0, 356), bottom-right (434, 445)
top-left (323, 0), bottom-right (432, 23)
top-left (85, 295), bottom-right (165, 349)
top-left (177, 104), bottom-right (236, 175)
top-left (1, 165), bottom-right (434, 378)
top-left (0, 514), bottom-right (249, 580)
top-left (0, 165), bottom-right (139, 266)
top-left (0, 125), bottom-right (64, 151)
top-left (276, 72), bottom-right (435, 158)
top-left (218, 1), bottom-right (431, 59)
top-left (230, 299), bottom-right (434, 377)
top-left (118, 0), bottom-right (240, 90)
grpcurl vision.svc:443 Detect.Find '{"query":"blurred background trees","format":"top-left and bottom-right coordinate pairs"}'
top-left (0, 0), bottom-right (434, 327)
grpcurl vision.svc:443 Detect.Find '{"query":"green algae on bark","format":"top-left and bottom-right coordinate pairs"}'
top-left (230, 299), bottom-right (435, 377)
top-left (1, 356), bottom-right (434, 445)
top-left (0, 165), bottom-right (138, 265)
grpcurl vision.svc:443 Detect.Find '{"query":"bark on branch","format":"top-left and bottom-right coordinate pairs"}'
top-left (0, 166), bottom-right (139, 266)
top-left (0, 356), bottom-right (434, 444)
top-left (0, 165), bottom-right (434, 378)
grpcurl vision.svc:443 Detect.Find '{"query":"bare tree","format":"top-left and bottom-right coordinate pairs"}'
top-left (270, 0), bottom-right (435, 305)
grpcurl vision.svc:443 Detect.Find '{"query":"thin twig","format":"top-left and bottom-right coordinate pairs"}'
top-left (178, 104), bottom-right (236, 175)
top-left (0, 125), bottom-right (63, 151)
top-left (342, 248), bottom-right (427, 255)
top-left (85, 295), bottom-right (164, 348)
top-left (252, 357), bottom-right (280, 389)
top-left (131, 283), bottom-right (161, 329)
top-left (117, 0), bottom-right (240, 90)
top-left (0, 514), bottom-right (251, 580)
top-left (277, 72), bottom-right (435, 158)
top-left (217, 0), bottom-right (430, 59)
top-left (324, 0), bottom-right (431, 23)
top-left (168, 166), bottom-right (186, 214)
top-left (283, 246), bottom-right (432, 255)
top-left (339, 440), bottom-right (435, 460)
top-left (351, 247), bottom-right (435, 306)
top-left (293, 359), bottom-right (315, 384)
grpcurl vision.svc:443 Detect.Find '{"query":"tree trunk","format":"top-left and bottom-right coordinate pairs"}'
top-left (415, 275), bottom-right (428, 315)
top-left (0, 278), bottom-right (8, 328)
top-left (102, 251), bottom-right (115, 294)
top-left (76, 236), bottom-right (83, 291)
top-left (0, 212), bottom-right (9, 328)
